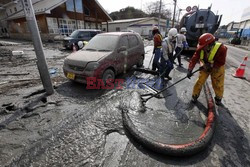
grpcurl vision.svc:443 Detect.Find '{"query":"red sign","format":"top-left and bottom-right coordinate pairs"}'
top-left (186, 6), bottom-right (191, 12)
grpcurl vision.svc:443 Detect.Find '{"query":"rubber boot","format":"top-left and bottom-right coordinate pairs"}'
top-left (191, 95), bottom-right (198, 103)
top-left (215, 97), bottom-right (222, 106)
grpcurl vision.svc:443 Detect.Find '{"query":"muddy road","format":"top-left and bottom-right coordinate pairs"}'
top-left (0, 40), bottom-right (250, 166)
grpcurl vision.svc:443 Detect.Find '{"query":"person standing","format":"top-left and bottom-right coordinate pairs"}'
top-left (187, 33), bottom-right (227, 105)
top-left (152, 26), bottom-right (163, 71)
top-left (173, 27), bottom-right (188, 67)
top-left (160, 28), bottom-right (178, 80)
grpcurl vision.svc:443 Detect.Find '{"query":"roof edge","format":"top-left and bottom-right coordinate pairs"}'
top-left (95, 0), bottom-right (112, 21)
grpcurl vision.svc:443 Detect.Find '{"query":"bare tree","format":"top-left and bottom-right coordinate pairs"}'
top-left (144, 1), bottom-right (172, 19)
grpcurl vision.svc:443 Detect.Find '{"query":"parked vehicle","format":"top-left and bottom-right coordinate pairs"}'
top-left (63, 32), bottom-right (145, 84)
top-left (63, 29), bottom-right (101, 50)
top-left (179, 6), bottom-right (222, 50)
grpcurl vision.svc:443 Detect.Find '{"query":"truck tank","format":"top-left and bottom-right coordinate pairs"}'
top-left (180, 7), bottom-right (222, 50)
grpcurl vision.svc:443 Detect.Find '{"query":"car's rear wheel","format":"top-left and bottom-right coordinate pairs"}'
top-left (102, 69), bottom-right (115, 84)
top-left (137, 55), bottom-right (144, 67)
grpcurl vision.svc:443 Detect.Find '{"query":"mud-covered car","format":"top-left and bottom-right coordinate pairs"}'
top-left (63, 29), bottom-right (101, 50)
top-left (63, 32), bottom-right (145, 83)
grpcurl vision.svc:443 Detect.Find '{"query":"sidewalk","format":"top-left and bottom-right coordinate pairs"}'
top-left (219, 38), bottom-right (250, 51)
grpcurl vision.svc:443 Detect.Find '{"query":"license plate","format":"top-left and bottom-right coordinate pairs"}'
top-left (67, 72), bottom-right (75, 80)
top-left (195, 23), bottom-right (205, 28)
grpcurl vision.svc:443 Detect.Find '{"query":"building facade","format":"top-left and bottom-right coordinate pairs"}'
top-left (239, 6), bottom-right (250, 46)
top-left (102, 17), bottom-right (173, 39)
top-left (0, 0), bottom-right (111, 41)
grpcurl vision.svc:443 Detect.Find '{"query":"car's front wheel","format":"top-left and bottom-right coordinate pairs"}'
top-left (102, 69), bottom-right (115, 84)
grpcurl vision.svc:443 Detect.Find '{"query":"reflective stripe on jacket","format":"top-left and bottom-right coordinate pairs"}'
top-left (200, 42), bottom-right (222, 64)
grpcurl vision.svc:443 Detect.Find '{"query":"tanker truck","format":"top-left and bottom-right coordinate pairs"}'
top-left (179, 6), bottom-right (222, 51)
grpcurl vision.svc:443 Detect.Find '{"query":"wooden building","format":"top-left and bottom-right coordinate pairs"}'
top-left (0, 0), bottom-right (112, 41)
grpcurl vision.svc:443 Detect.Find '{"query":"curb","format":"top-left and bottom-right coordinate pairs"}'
top-left (122, 82), bottom-right (216, 156)
top-left (225, 43), bottom-right (250, 51)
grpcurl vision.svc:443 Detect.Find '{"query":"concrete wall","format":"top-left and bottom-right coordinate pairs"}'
top-left (127, 18), bottom-right (168, 39)
top-left (102, 22), bottom-right (136, 32)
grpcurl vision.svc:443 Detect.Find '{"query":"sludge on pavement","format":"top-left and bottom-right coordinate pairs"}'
top-left (122, 82), bottom-right (216, 156)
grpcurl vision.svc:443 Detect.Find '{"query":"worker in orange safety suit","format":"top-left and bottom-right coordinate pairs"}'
top-left (152, 26), bottom-right (163, 71)
top-left (187, 33), bottom-right (227, 105)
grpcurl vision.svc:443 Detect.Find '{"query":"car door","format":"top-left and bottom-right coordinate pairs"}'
top-left (128, 34), bottom-right (140, 66)
top-left (116, 35), bottom-right (129, 74)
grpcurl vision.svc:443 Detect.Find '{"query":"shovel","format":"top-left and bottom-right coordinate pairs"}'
top-left (141, 67), bottom-right (203, 103)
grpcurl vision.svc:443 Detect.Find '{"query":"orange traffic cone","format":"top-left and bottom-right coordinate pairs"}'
top-left (232, 56), bottom-right (248, 79)
top-left (72, 43), bottom-right (77, 53)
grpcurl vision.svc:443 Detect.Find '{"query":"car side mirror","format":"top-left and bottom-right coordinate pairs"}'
top-left (118, 46), bottom-right (127, 53)
top-left (118, 46), bottom-right (128, 56)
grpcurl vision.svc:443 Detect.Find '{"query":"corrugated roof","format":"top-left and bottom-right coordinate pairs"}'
top-left (109, 18), bottom-right (147, 24)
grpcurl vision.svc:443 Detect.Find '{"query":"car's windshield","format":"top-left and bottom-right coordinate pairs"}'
top-left (70, 30), bottom-right (79, 38)
top-left (83, 35), bottom-right (119, 51)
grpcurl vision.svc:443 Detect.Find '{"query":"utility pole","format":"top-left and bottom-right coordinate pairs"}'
top-left (177, 9), bottom-right (182, 25)
top-left (158, 0), bottom-right (162, 27)
top-left (172, 0), bottom-right (177, 28)
top-left (21, 0), bottom-right (54, 95)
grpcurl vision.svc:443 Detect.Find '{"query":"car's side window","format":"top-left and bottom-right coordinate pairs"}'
top-left (78, 31), bottom-right (90, 38)
top-left (128, 35), bottom-right (139, 48)
top-left (90, 32), bottom-right (97, 37)
top-left (119, 36), bottom-right (129, 49)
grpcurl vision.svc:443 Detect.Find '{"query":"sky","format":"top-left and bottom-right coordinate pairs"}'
top-left (98, 0), bottom-right (250, 25)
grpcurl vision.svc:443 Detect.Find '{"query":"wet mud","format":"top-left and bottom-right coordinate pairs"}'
top-left (1, 40), bottom-right (250, 166)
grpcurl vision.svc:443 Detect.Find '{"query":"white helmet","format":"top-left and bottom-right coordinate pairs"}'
top-left (168, 28), bottom-right (178, 39)
top-left (152, 26), bottom-right (159, 31)
top-left (180, 27), bottom-right (187, 33)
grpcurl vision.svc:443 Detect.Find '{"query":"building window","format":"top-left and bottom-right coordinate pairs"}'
top-left (84, 6), bottom-right (90, 16)
top-left (59, 18), bottom-right (77, 35)
top-left (66, 0), bottom-right (74, 12)
top-left (75, 0), bottom-right (83, 13)
top-left (46, 17), bottom-right (59, 34)
top-left (77, 20), bottom-right (85, 29)
top-left (14, 7), bottom-right (17, 12)
top-left (91, 22), bottom-right (96, 29)
top-left (9, 9), bottom-right (12, 14)
top-left (116, 27), bottom-right (120, 31)
top-left (85, 21), bottom-right (91, 29)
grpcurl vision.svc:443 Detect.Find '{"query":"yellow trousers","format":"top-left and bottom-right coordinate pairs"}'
top-left (192, 65), bottom-right (225, 99)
